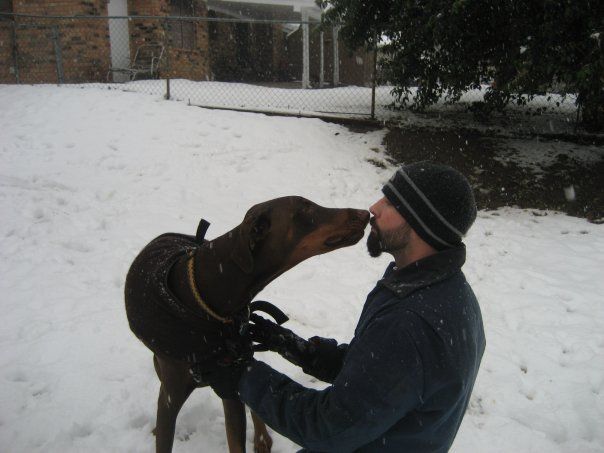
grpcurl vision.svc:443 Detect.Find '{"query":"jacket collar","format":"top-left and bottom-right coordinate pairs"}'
top-left (378, 245), bottom-right (466, 299)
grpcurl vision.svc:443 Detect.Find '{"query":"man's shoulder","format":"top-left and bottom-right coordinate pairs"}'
top-left (379, 268), bottom-right (470, 302)
top-left (369, 271), bottom-right (479, 330)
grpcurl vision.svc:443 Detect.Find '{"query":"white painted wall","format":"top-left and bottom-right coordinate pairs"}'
top-left (108, 0), bottom-right (130, 82)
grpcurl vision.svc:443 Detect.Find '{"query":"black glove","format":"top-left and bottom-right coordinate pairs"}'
top-left (201, 320), bottom-right (254, 400)
top-left (202, 361), bottom-right (248, 400)
top-left (249, 313), bottom-right (311, 362)
top-left (303, 336), bottom-right (347, 383)
top-left (249, 314), bottom-right (346, 383)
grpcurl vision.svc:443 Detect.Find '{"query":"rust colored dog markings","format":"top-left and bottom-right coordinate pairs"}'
top-left (124, 196), bottom-right (369, 453)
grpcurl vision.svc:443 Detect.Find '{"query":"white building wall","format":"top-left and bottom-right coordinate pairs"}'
top-left (108, 0), bottom-right (131, 82)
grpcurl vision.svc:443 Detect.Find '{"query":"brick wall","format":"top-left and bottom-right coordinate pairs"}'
top-left (13, 0), bottom-right (106, 16)
top-left (0, 0), bottom-right (111, 84)
top-left (129, 0), bottom-right (210, 81)
top-left (128, 0), bottom-right (167, 49)
top-left (0, 20), bottom-right (15, 82)
top-left (0, 1), bottom-right (363, 86)
top-left (0, 0), bottom-right (213, 84)
top-left (14, 23), bottom-right (59, 84)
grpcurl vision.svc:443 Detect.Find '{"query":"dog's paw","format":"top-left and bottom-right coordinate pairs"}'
top-left (253, 432), bottom-right (273, 453)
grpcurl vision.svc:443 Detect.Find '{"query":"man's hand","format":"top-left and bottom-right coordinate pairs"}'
top-left (202, 323), bottom-right (254, 400)
top-left (249, 313), bottom-right (310, 359)
top-left (249, 314), bottom-right (345, 383)
top-left (202, 361), bottom-right (249, 400)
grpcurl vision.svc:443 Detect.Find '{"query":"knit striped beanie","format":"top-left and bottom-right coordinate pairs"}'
top-left (382, 162), bottom-right (477, 251)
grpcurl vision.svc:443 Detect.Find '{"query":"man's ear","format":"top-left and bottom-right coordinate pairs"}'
top-left (231, 210), bottom-right (271, 274)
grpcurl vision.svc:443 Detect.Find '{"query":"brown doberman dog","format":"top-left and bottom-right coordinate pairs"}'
top-left (125, 196), bottom-right (370, 453)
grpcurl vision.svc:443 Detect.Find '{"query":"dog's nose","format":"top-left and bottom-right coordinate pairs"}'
top-left (351, 209), bottom-right (370, 226)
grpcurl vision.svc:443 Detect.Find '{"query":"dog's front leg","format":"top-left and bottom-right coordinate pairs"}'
top-left (153, 355), bottom-right (196, 453)
top-left (222, 398), bottom-right (247, 453)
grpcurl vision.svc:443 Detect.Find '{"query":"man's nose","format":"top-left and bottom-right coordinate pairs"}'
top-left (369, 201), bottom-right (379, 216)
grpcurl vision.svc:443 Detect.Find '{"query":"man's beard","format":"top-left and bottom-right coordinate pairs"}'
top-left (367, 219), bottom-right (411, 258)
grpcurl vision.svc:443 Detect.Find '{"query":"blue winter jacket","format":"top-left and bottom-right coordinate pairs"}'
top-left (239, 245), bottom-right (485, 452)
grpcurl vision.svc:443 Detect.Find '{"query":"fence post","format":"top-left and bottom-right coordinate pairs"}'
top-left (162, 19), bottom-right (171, 100)
top-left (371, 36), bottom-right (377, 119)
top-left (52, 25), bottom-right (64, 84)
top-left (319, 31), bottom-right (324, 88)
top-left (12, 21), bottom-right (20, 84)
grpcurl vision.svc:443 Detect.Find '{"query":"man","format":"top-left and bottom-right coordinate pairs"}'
top-left (211, 161), bottom-right (486, 452)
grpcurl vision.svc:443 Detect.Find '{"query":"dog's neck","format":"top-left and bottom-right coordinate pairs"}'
top-left (193, 228), bottom-right (257, 317)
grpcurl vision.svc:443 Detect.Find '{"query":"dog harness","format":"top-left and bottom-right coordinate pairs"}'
top-left (124, 219), bottom-right (288, 372)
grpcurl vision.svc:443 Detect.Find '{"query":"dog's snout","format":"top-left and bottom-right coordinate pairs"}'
top-left (350, 209), bottom-right (370, 226)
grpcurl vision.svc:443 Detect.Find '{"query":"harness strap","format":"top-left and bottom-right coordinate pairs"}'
top-left (238, 300), bottom-right (289, 339)
top-left (196, 218), bottom-right (210, 244)
top-left (250, 300), bottom-right (289, 325)
top-left (188, 218), bottom-right (235, 324)
top-left (185, 219), bottom-right (291, 371)
top-left (187, 254), bottom-right (234, 324)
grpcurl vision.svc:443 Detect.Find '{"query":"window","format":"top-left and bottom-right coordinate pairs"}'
top-left (0, 0), bottom-right (13, 16)
top-left (167, 0), bottom-right (196, 50)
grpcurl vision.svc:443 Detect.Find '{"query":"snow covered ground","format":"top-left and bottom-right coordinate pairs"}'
top-left (1, 85), bottom-right (602, 452)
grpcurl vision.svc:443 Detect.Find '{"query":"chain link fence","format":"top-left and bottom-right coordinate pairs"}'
top-left (0, 12), bottom-right (581, 133)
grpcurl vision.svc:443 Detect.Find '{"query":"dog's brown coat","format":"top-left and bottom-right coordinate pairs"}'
top-left (125, 196), bottom-right (369, 453)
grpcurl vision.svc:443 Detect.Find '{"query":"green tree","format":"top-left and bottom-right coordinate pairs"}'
top-left (320, 0), bottom-right (604, 131)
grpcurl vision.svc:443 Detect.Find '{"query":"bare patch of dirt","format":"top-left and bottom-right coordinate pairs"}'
top-left (382, 127), bottom-right (604, 222)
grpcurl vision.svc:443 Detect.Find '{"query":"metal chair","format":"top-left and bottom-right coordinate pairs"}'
top-left (107, 44), bottom-right (165, 82)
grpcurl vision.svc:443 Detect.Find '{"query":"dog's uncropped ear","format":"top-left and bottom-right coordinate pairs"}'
top-left (231, 210), bottom-right (271, 274)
